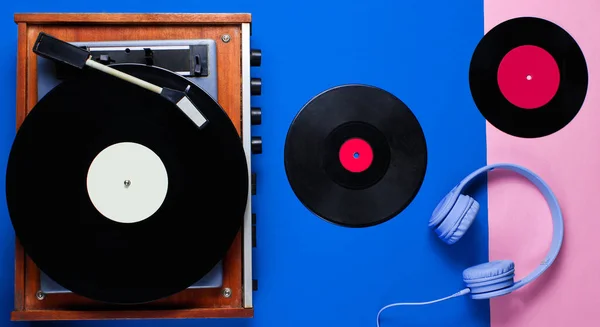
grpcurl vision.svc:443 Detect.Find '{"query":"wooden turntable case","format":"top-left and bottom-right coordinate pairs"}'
top-left (12, 13), bottom-right (255, 321)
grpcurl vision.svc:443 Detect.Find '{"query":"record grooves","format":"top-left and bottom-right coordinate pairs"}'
top-left (284, 85), bottom-right (427, 228)
top-left (469, 17), bottom-right (588, 138)
top-left (6, 64), bottom-right (248, 304)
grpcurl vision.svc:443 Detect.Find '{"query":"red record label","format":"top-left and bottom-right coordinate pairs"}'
top-left (339, 138), bottom-right (373, 173)
top-left (497, 45), bottom-right (560, 109)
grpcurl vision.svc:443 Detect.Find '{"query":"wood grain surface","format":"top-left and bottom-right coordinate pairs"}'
top-left (12, 308), bottom-right (253, 321)
top-left (14, 13), bottom-right (251, 24)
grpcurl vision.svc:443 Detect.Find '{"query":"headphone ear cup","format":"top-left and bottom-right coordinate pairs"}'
top-left (463, 260), bottom-right (516, 299)
top-left (429, 186), bottom-right (459, 229)
top-left (435, 194), bottom-right (479, 245)
top-left (448, 196), bottom-right (479, 244)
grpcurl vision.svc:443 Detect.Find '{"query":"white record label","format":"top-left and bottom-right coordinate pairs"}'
top-left (86, 142), bottom-right (168, 224)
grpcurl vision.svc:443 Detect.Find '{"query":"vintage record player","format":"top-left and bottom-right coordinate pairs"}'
top-left (9, 13), bottom-right (261, 321)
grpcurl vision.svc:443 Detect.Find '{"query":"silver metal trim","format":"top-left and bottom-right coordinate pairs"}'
top-left (241, 22), bottom-right (253, 308)
top-left (88, 45), bottom-right (190, 51)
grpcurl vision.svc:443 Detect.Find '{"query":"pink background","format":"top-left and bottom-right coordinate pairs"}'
top-left (485, 0), bottom-right (600, 326)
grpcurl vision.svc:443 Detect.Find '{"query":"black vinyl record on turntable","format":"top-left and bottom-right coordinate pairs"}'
top-left (5, 34), bottom-right (249, 304)
top-left (284, 85), bottom-right (428, 228)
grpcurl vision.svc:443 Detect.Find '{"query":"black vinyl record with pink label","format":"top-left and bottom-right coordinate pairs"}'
top-left (469, 17), bottom-right (588, 138)
top-left (284, 85), bottom-right (427, 228)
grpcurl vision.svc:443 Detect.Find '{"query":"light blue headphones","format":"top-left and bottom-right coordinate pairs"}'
top-left (377, 163), bottom-right (564, 326)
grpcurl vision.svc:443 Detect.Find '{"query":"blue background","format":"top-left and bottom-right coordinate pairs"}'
top-left (0, 1), bottom-right (490, 326)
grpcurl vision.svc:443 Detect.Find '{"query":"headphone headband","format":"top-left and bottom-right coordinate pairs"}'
top-left (457, 163), bottom-right (564, 292)
top-left (377, 163), bottom-right (564, 326)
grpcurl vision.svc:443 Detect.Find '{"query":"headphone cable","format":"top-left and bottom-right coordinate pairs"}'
top-left (376, 288), bottom-right (470, 327)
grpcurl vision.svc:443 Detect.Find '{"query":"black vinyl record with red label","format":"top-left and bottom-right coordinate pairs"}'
top-left (469, 17), bottom-right (588, 138)
top-left (284, 85), bottom-right (427, 228)
top-left (5, 64), bottom-right (248, 304)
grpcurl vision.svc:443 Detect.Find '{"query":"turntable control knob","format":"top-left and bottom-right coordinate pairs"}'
top-left (251, 107), bottom-right (262, 125)
top-left (251, 136), bottom-right (262, 154)
top-left (250, 49), bottom-right (261, 67)
top-left (251, 78), bottom-right (262, 96)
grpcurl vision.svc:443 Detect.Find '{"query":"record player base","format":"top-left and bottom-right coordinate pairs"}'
top-left (11, 13), bottom-right (254, 321)
top-left (11, 308), bottom-right (253, 321)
